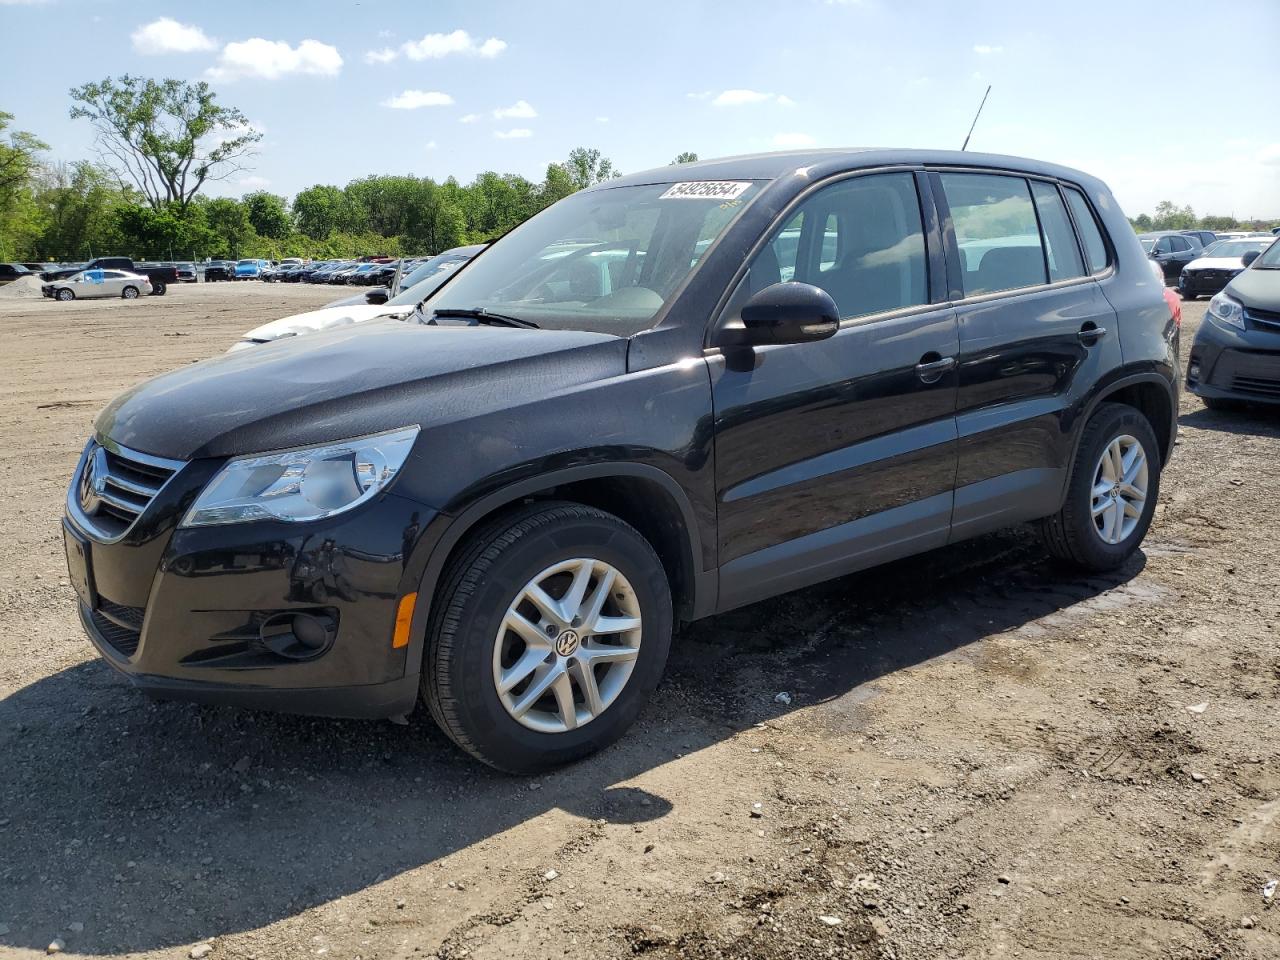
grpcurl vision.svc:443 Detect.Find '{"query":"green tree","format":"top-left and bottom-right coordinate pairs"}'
top-left (560, 147), bottom-right (620, 190)
top-left (243, 191), bottom-right (290, 240)
top-left (201, 197), bottom-right (255, 258)
top-left (670, 152), bottom-right (699, 164)
top-left (1151, 200), bottom-right (1196, 231)
top-left (34, 161), bottom-right (130, 261)
top-left (69, 75), bottom-right (262, 213)
top-left (1130, 213), bottom-right (1153, 231)
top-left (293, 184), bottom-right (352, 239)
top-left (1200, 214), bottom-right (1238, 231)
top-left (0, 111), bottom-right (47, 210)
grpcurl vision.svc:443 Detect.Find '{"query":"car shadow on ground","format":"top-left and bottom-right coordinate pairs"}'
top-left (1180, 403), bottom-right (1280, 436)
top-left (0, 528), bottom-right (1145, 954)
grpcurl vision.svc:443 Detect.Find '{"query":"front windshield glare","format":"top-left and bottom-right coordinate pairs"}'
top-left (424, 182), bottom-right (761, 335)
top-left (1256, 239), bottom-right (1280, 269)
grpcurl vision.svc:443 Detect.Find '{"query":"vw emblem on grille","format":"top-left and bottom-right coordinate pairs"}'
top-left (78, 446), bottom-right (109, 516)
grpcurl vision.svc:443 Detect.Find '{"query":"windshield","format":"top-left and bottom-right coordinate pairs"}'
top-left (237, 260), bottom-right (255, 267)
top-left (1201, 239), bottom-right (1272, 259)
top-left (387, 262), bottom-right (470, 307)
top-left (424, 181), bottom-right (761, 335)
top-left (397, 247), bottom-right (481, 290)
top-left (1255, 239), bottom-right (1280, 269)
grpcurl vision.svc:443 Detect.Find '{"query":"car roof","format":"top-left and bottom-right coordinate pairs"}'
top-left (601, 147), bottom-right (1104, 190)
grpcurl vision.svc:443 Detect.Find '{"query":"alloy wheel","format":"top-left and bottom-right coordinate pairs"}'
top-left (1091, 434), bottom-right (1148, 545)
top-left (492, 557), bottom-right (642, 734)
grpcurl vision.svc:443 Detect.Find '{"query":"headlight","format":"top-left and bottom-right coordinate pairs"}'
top-left (1207, 292), bottom-right (1245, 331)
top-left (181, 426), bottom-right (419, 527)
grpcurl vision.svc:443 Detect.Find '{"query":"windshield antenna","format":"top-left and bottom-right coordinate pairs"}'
top-left (961, 85), bottom-right (992, 151)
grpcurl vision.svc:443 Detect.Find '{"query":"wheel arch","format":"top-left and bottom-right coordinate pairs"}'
top-left (405, 462), bottom-right (713, 683)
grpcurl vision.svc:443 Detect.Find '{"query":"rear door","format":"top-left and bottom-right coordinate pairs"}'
top-left (709, 170), bottom-right (960, 610)
top-left (933, 170), bottom-right (1121, 542)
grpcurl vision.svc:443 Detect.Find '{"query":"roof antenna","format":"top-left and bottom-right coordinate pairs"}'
top-left (961, 85), bottom-right (992, 151)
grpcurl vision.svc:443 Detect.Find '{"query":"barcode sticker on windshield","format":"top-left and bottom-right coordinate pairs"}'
top-left (660, 181), bottom-right (752, 200)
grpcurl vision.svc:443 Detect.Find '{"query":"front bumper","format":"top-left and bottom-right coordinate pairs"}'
top-left (1187, 313), bottom-right (1280, 403)
top-left (1179, 270), bottom-right (1237, 297)
top-left (64, 442), bottom-right (438, 718)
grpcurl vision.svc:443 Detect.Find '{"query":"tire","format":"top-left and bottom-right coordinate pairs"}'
top-left (422, 501), bottom-right (673, 774)
top-left (56, 288), bottom-right (74, 302)
top-left (1181, 291), bottom-right (1196, 301)
top-left (121, 285), bottom-right (139, 299)
top-left (151, 282), bottom-right (166, 296)
top-left (1037, 402), bottom-right (1161, 572)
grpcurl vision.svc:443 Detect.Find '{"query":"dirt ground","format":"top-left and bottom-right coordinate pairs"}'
top-left (0, 283), bottom-right (1275, 960)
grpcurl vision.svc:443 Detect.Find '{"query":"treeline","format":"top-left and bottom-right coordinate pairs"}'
top-left (1128, 200), bottom-right (1277, 234)
top-left (1, 115), bottom-right (621, 261)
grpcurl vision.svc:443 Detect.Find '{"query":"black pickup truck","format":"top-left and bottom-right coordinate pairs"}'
top-left (41, 257), bottom-right (177, 295)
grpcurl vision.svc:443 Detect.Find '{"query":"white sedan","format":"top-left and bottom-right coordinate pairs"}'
top-left (42, 269), bottom-right (153, 301)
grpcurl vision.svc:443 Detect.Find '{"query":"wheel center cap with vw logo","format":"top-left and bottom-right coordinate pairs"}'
top-left (78, 446), bottom-right (110, 516)
top-left (555, 629), bottom-right (581, 657)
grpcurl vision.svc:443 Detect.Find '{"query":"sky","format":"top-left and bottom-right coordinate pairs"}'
top-left (3, 0), bottom-right (1279, 220)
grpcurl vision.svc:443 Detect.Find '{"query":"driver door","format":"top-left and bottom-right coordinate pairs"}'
top-left (708, 171), bottom-right (960, 610)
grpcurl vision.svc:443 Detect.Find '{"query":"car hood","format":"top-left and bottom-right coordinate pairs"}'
top-left (234, 303), bottom-right (409, 348)
top-left (1185, 256), bottom-right (1248, 271)
top-left (97, 319), bottom-right (628, 460)
top-left (1225, 268), bottom-right (1280, 311)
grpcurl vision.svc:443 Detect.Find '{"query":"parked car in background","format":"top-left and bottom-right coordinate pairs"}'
top-left (231, 257), bottom-right (472, 349)
top-left (67, 149), bottom-right (1177, 772)
top-left (1178, 238), bottom-right (1274, 299)
top-left (42, 268), bottom-right (153, 301)
top-left (0, 263), bottom-right (34, 285)
top-left (204, 260), bottom-right (235, 281)
top-left (40, 257), bottom-right (176, 295)
top-left (21, 262), bottom-right (51, 273)
top-left (1187, 237), bottom-right (1280, 408)
top-left (323, 246), bottom-right (484, 308)
top-left (1180, 230), bottom-right (1218, 249)
top-left (175, 262), bottom-right (197, 283)
top-left (1139, 231), bottom-right (1203, 280)
top-left (234, 259), bottom-right (265, 280)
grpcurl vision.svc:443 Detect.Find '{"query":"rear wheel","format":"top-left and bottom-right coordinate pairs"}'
top-left (121, 285), bottom-right (139, 299)
top-left (422, 502), bottom-right (673, 774)
top-left (56, 288), bottom-right (74, 302)
top-left (1037, 402), bottom-right (1161, 571)
top-left (151, 281), bottom-right (166, 296)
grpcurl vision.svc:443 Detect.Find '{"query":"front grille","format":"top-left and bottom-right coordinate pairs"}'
top-left (72, 440), bottom-right (184, 541)
top-left (91, 597), bottom-right (145, 657)
top-left (1215, 349), bottom-right (1280, 397)
top-left (1246, 306), bottom-right (1280, 331)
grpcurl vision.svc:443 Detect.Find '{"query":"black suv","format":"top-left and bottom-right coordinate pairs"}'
top-left (1139, 231), bottom-right (1203, 279)
top-left (64, 150), bottom-right (1178, 773)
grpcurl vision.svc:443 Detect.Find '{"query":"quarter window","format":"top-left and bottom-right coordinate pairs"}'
top-left (1029, 181), bottom-right (1084, 282)
top-left (747, 172), bottom-right (928, 320)
top-left (1062, 187), bottom-right (1109, 273)
top-left (940, 173), bottom-right (1047, 296)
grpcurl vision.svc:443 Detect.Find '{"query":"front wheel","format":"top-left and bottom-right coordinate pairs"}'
top-left (151, 282), bottom-right (166, 296)
top-left (422, 502), bottom-right (673, 774)
top-left (56, 288), bottom-right (74, 302)
top-left (1037, 402), bottom-right (1161, 572)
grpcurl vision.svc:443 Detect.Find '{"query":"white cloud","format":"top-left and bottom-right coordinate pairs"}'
top-left (425, 140), bottom-right (438, 151)
top-left (377, 29), bottom-right (393, 39)
top-left (596, 116), bottom-right (610, 123)
top-left (1258, 144), bottom-right (1280, 166)
top-left (493, 99), bottom-right (536, 120)
top-left (364, 47), bottom-right (398, 64)
top-left (710, 89), bottom-right (793, 107)
top-left (236, 175), bottom-right (270, 190)
top-left (973, 44), bottom-right (1003, 54)
top-left (206, 38), bottom-right (343, 81)
top-left (771, 132), bottom-right (817, 148)
top-left (494, 128), bottom-right (533, 140)
top-left (382, 90), bottom-right (454, 109)
top-left (398, 29), bottom-right (507, 61)
top-left (0, 0), bottom-right (53, 5)
top-left (131, 18), bottom-right (216, 54)
top-left (459, 113), bottom-right (481, 124)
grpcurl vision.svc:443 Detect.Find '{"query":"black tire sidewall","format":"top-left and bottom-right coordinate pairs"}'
top-left (432, 511), bottom-right (672, 772)
top-left (1066, 405), bottom-right (1161, 568)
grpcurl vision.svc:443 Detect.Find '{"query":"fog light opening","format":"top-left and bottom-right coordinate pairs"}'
top-left (259, 610), bottom-right (337, 661)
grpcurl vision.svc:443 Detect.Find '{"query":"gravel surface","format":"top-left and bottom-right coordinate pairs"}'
top-left (0, 285), bottom-right (1276, 959)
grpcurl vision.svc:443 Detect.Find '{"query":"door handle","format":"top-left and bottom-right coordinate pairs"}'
top-left (1078, 325), bottom-right (1107, 345)
top-left (915, 355), bottom-right (957, 384)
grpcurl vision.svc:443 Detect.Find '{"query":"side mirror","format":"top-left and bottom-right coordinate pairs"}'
top-left (1242, 251), bottom-right (1260, 267)
top-left (720, 281), bottom-right (840, 347)
top-left (365, 289), bottom-right (388, 305)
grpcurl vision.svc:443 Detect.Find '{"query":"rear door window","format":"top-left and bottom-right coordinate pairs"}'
top-left (1029, 181), bottom-right (1085, 282)
top-left (940, 173), bottom-right (1047, 296)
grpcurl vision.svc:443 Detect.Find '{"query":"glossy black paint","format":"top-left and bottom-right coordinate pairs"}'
top-left (67, 148), bottom-right (1178, 718)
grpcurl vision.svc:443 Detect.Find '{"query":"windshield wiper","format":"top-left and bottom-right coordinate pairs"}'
top-left (431, 307), bottom-right (539, 329)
